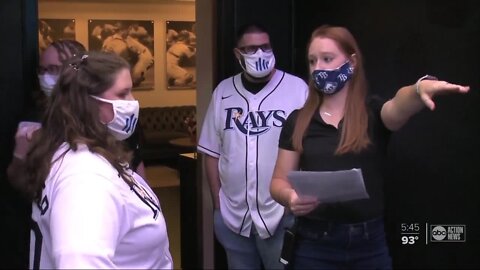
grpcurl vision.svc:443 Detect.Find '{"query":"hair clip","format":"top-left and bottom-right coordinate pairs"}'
top-left (69, 62), bottom-right (79, 71)
top-left (69, 54), bottom-right (89, 71)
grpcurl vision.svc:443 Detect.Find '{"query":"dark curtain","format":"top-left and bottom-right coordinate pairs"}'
top-left (293, 0), bottom-right (480, 268)
top-left (216, 0), bottom-right (295, 84)
top-left (0, 0), bottom-right (38, 268)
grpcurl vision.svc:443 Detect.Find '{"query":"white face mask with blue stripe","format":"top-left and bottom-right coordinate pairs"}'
top-left (239, 48), bottom-right (276, 78)
top-left (90, 95), bottom-right (139, 141)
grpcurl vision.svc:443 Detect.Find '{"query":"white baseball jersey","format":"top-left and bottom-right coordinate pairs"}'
top-left (30, 143), bottom-right (173, 269)
top-left (198, 70), bottom-right (308, 239)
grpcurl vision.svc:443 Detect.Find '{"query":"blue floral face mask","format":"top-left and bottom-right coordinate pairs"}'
top-left (311, 61), bottom-right (354, 95)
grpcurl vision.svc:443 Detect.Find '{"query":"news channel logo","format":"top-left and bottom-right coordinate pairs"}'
top-left (430, 224), bottom-right (466, 242)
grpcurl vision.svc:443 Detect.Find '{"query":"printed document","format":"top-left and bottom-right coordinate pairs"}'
top-left (287, 168), bottom-right (369, 203)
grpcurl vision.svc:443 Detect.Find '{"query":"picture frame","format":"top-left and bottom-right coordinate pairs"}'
top-left (166, 20), bottom-right (196, 90)
top-left (38, 19), bottom-right (76, 54)
top-left (88, 19), bottom-right (155, 90)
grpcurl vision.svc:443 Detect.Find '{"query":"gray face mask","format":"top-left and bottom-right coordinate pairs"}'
top-left (38, 74), bottom-right (59, 97)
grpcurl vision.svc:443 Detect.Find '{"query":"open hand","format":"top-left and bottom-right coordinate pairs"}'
top-left (417, 80), bottom-right (470, 110)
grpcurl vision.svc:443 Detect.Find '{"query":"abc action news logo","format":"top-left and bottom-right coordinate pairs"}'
top-left (430, 225), bottom-right (466, 242)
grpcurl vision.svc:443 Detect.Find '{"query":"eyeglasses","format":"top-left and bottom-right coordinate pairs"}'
top-left (237, 44), bottom-right (272, 55)
top-left (37, 64), bottom-right (62, 75)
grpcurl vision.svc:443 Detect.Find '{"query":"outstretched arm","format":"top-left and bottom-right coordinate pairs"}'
top-left (381, 76), bottom-right (470, 131)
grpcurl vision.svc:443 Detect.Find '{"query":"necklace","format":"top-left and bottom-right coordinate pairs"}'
top-left (322, 111), bottom-right (332, 117)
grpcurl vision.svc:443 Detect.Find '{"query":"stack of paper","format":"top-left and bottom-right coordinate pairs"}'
top-left (287, 168), bottom-right (369, 203)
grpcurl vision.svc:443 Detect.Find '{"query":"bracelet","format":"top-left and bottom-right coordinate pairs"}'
top-left (415, 74), bottom-right (438, 95)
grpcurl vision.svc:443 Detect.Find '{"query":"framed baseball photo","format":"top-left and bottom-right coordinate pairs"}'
top-left (166, 21), bottom-right (196, 90)
top-left (38, 19), bottom-right (76, 54)
top-left (88, 19), bottom-right (155, 90)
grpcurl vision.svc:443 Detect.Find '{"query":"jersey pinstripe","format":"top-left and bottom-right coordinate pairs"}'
top-left (198, 70), bottom-right (308, 239)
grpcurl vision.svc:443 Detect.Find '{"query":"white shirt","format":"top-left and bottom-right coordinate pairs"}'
top-left (30, 143), bottom-right (173, 269)
top-left (198, 70), bottom-right (308, 239)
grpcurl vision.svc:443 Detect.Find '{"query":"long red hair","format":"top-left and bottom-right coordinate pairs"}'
top-left (292, 25), bottom-right (370, 155)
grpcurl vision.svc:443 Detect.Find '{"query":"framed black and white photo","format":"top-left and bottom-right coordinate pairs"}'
top-left (38, 19), bottom-right (76, 54)
top-left (166, 21), bottom-right (196, 90)
top-left (88, 19), bottom-right (155, 90)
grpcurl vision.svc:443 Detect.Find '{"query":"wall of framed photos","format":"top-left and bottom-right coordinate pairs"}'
top-left (38, 0), bottom-right (196, 107)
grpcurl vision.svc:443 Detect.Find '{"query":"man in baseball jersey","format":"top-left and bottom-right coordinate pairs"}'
top-left (197, 23), bottom-right (308, 269)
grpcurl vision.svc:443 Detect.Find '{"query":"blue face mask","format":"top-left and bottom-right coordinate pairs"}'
top-left (311, 61), bottom-right (354, 95)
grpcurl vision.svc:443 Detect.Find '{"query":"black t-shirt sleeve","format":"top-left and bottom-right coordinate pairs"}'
top-left (279, 109), bottom-right (299, 151)
top-left (367, 95), bottom-right (385, 117)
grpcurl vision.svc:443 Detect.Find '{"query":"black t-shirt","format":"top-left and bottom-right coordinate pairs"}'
top-left (241, 73), bottom-right (269, 94)
top-left (279, 96), bottom-right (391, 222)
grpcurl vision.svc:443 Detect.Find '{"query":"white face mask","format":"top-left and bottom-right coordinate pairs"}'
top-left (90, 95), bottom-right (140, 140)
top-left (238, 49), bottom-right (276, 78)
top-left (38, 74), bottom-right (59, 97)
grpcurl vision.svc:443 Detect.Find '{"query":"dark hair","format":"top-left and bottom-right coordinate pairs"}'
top-left (50, 39), bottom-right (86, 64)
top-left (33, 40), bottom-right (87, 108)
top-left (235, 22), bottom-right (271, 47)
top-left (23, 51), bottom-right (132, 201)
top-left (292, 25), bottom-right (370, 155)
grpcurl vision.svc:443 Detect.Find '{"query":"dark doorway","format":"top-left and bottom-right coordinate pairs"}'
top-left (0, 0), bottom-right (38, 268)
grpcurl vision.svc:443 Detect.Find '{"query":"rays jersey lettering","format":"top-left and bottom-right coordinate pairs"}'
top-left (224, 107), bottom-right (286, 136)
top-left (197, 70), bottom-right (309, 239)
